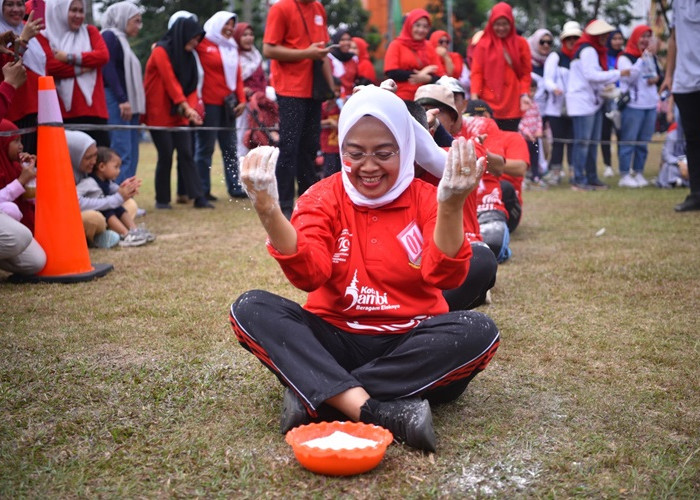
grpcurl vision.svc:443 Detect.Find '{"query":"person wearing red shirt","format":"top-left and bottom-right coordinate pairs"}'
top-left (459, 112), bottom-right (513, 263)
top-left (195, 11), bottom-right (247, 201)
top-left (384, 9), bottom-right (444, 101)
top-left (408, 98), bottom-right (500, 310)
top-left (143, 17), bottom-right (212, 209)
top-left (328, 28), bottom-right (358, 97)
top-left (469, 2), bottom-right (532, 131)
top-left (351, 36), bottom-right (376, 85)
top-left (36, 0), bottom-right (109, 146)
top-left (319, 97), bottom-right (341, 177)
top-left (262, 0), bottom-right (331, 219)
top-left (0, 4), bottom-right (43, 154)
top-left (497, 133), bottom-right (528, 233)
top-left (230, 86), bottom-right (499, 452)
top-left (429, 30), bottom-right (463, 80)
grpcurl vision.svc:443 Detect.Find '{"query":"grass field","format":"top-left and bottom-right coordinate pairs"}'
top-left (1, 138), bottom-right (699, 497)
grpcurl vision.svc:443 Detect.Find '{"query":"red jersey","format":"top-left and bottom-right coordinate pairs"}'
top-left (36, 27), bottom-right (109, 120)
top-left (0, 52), bottom-right (39, 121)
top-left (470, 36), bottom-right (531, 120)
top-left (196, 39), bottom-right (246, 107)
top-left (320, 100), bottom-right (340, 154)
top-left (143, 46), bottom-right (199, 127)
top-left (263, 0), bottom-right (328, 98)
top-left (412, 139), bottom-right (488, 244)
top-left (0, 82), bottom-right (15, 119)
top-left (269, 174), bottom-right (472, 334)
top-left (455, 117), bottom-right (508, 217)
top-left (383, 39), bottom-right (444, 100)
top-left (494, 130), bottom-right (529, 205)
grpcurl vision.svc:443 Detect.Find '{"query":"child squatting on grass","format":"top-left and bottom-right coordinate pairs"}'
top-left (229, 85), bottom-right (500, 452)
top-left (76, 147), bottom-right (154, 247)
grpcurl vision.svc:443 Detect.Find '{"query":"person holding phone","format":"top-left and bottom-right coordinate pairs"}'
top-left (262, 0), bottom-right (330, 219)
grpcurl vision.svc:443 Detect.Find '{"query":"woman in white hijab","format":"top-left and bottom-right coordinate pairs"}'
top-left (65, 129), bottom-right (140, 247)
top-left (36, 0), bottom-right (109, 146)
top-left (229, 85), bottom-right (500, 453)
top-left (193, 11), bottom-right (247, 200)
top-left (100, 1), bottom-right (145, 184)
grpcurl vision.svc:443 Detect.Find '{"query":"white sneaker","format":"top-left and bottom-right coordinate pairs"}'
top-left (634, 173), bottom-right (649, 187)
top-left (603, 166), bottom-right (615, 178)
top-left (118, 229), bottom-right (148, 247)
top-left (618, 174), bottom-right (639, 188)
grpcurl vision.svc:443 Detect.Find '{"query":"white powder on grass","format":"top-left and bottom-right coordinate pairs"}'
top-left (302, 431), bottom-right (379, 450)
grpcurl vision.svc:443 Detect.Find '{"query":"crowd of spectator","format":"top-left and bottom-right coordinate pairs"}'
top-left (0, 0), bottom-right (697, 277)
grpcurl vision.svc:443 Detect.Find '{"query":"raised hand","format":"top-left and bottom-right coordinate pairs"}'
top-left (437, 137), bottom-right (485, 204)
top-left (240, 146), bottom-right (280, 214)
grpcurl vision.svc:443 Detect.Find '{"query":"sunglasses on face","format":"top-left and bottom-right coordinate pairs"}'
top-left (438, 39), bottom-right (449, 45)
top-left (540, 39), bottom-right (553, 46)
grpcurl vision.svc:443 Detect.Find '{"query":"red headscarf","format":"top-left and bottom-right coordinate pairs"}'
top-left (475, 3), bottom-right (526, 99)
top-left (623, 24), bottom-right (652, 59)
top-left (352, 36), bottom-right (377, 83)
top-left (0, 120), bottom-right (35, 232)
top-left (573, 21), bottom-right (610, 70)
top-left (232, 22), bottom-right (251, 50)
top-left (397, 9), bottom-right (433, 65)
top-left (429, 30), bottom-right (450, 48)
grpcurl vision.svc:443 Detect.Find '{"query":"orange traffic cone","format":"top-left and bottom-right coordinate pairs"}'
top-left (12, 76), bottom-right (112, 283)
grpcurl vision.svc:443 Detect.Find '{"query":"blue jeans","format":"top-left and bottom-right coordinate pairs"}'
top-left (571, 109), bottom-right (604, 185)
top-left (105, 88), bottom-right (141, 184)
top-left (617, 107), bottom-right (657, 175)
top-left (194, 104), bottom-right (242, 197)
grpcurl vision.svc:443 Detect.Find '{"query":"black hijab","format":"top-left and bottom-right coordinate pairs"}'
top-left (330, 28), bottom-right (354, 62)
top-left (156, 17), bottom-right (205, 96)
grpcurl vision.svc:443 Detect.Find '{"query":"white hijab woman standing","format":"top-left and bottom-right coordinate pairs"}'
top-left (36, 0), bottom-right (110, 146)
top-left (100, 1), bottom-right (145, 183)
top-left (194, 11), bottom-right (247, 200)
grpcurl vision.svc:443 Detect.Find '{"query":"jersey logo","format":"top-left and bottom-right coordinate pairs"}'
top-left (314, 15), bottom-right (323, 26)
top-left (397, 220), bottom-right (423, 267)
top-left (342, 269), bottom-right (400, 313)
top-left (332, 229), bottom-right (351, 263)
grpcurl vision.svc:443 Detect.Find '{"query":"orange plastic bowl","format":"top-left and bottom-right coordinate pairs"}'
top-left (285, 421), bottom-right (393, 476)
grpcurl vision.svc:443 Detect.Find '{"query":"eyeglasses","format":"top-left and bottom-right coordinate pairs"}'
top-left (341, 150), bottom-right (399, 164)
top-left (539, 39), bottom-right (553, 46)
top-left (438, 39), bottom-right (449, 45)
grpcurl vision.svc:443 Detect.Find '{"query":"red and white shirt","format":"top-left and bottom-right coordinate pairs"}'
top-left (269, 174), bottom-right (472, 334)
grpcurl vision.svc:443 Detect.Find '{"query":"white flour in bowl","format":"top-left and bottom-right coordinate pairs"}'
top-left (302, 431), bottom-right (379, 450)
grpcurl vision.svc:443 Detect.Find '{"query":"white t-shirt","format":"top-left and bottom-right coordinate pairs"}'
top-left (672, 0), bottom-right (700, 93)
top-left (617, 54), bottom-right (660, 110)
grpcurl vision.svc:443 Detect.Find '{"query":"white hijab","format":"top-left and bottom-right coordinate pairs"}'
top-left (338, 85), bottom-right (448, 208)
top-left (65, 129), bottom-right (96, 184)
top-left (338, 86), bottom-right (416, 208)
top-left (101, 1), bottom-right (145, 114)
top-left (203, 11), bottom-right (239, 92)
top-left (43, 0), bottom-right (96, 111)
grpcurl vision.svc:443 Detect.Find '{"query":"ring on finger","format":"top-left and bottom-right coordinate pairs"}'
top-left (460, 167), bottom-right (471, 176)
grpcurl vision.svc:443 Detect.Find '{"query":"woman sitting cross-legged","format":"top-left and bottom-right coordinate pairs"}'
top-left (229, 86), bottom-right (500, 452)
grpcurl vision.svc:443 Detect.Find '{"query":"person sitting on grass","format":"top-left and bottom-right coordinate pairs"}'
top-left (229, 85), bottom-right (500, 453)
top-left (0, 119), bottom-right (36, 232)
top-left (0, 123), bottom-right (45, 276)
top-left (76, 146), bottom-right (153, 247)
top-left (67, 130), bottom-right (140, 248)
